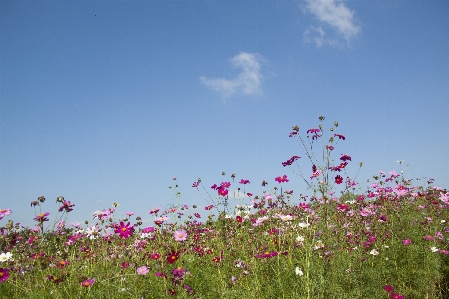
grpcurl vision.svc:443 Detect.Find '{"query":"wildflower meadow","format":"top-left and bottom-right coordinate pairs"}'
top-left (1, 117), bottom-right (448, 299)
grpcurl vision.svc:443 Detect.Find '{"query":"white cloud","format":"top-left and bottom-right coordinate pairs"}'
top-left (303, 0), bottom-right (360, 47)
top-left (200, 52), bottom-right (263, 97)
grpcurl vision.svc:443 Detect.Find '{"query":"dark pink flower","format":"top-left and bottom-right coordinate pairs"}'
top-left (56, 260), bottom-right (70, 269)
top-left (275, 175), bottom-right (289, 183)
top-left (220, 182), bottom-right (231, 188)
top-left (282, 155), bottom-right (300, 167)
top-left (217, 187), bottom-right (228, 196)
top-left (340, 154), bottom-right (351, 161)
top-left (80, 278), bottom-right (95, 287)
top-left (34, 212), bottom-right (50, 223)
top-left (334, 133), bottom-right (346, 140)
top-left (167, 251), bottom-right (180, 264)
top-left (0, 268), bottom-right (9, 282)
top-left (402, 239), bottom-right (412, 246)
top-left (114, 221), bottom-right (135, 239)
top-left (307, 128), bottom-right (320, 134)
top-left (239, 179), bottom-right (250, 184)
top-left (149, 206), bottom-right (161, 214)
top-left (150, 253), bottom-right (161, 259)
top-left (335, 175), bottom-right (343, 184)
top-left (337, 203), bottom-right (350, 212)
top-left (58, 200), bottom-right (75, 213)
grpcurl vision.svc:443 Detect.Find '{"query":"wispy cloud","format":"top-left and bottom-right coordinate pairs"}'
top-left (303, 0), bottom-right (360, 47)
top-left (200, 52), bottom-right (264, 97)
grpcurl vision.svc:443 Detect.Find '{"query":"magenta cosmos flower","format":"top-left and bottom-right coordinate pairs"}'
top-left (80, 278), bottom-right (95, 287)
top-left (335, 175), bottom-right (343, 184)
top-left (402, 239), bottom-right (412, 246)
top-left (34, 212), bottom-right (50, 223)
top-left (174, 229), bottom-right (188, 242)
top-left (58, 200), bottom-right (75, 213)
top-left (114, 221), bottom-right (135, 238)
top-left (275, 175), bottom-right (289, 183)
top-left (0, 268), bottom-right (9, 282)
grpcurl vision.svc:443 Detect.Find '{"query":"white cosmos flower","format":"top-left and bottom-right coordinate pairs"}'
top-left (296, 235), bottom-right (305, 242)
top-left (85, 226), bottom-right (100, 240)
top-left (295, 267), bottom-right (304, 276)
top-left (431, 247), bottom-right (439, 253)
top-left (297, 222), bottom-right (310, 228)
top-left (0, 252), bottom-right (13, 262)
top-left (370, 249), bottom-right (379, 256)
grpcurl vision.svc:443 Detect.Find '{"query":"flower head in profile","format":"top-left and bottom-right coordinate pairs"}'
top-left (0, 209), bottom-right (12, 219)
top-left (114, 221), bottom-right (135, 239)
top-left (239, 179), bottom-right (250, 185)
top-left (149, 206), bottom-right (161, 215)
top-left (34, 212), bottom-right (50, 223)
top-left (174, 229), bottom-right (188, 242)
top-left (58, 200), bottom-right (75, 213)
top-left (295, 267), bottom-right (304, 276)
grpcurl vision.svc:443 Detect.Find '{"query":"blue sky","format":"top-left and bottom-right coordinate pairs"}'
top-left (1, 0), bottom-right (448, 227)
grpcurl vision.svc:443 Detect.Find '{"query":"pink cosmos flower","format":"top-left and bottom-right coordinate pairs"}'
top-left (125, 211), bottom-right (134, 217)
top-left (137, 266), bottom-right (149, 275)
top-left (149, 206), bottom-right (161, 215)
top-left (275, 175), bottom-right (289, 183)
top-left (402, 239), bottom-right (412, 246)
top-left (114, 221), bottom-right (135, 239)
top-left (58, 200), bottom-right (75, 213)
top-left (0, 209), bottom-right (12, 218)
top-left (307, 128), bottom-right (320, 134)
top-left (334, 133), bottom-right (345, 140)
top-left (239, 179), bottom-right (250, 184)
top-left (80, 278), bottom-right (95, 287)
top-left (154, 216), bottom-right (169, 226)
top-left (56, 260), bottom-right (70, 269)
top-left (34, 212), bottom-right (50, 223)
top-left (174, 229), bottom-right (187, 242)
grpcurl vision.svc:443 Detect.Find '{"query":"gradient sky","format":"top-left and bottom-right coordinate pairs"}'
top-left (1, 0), bottom-right (448, 227)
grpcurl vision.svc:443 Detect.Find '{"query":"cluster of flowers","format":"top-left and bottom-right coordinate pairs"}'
top-left (210, 181), bottom-right (231, 197)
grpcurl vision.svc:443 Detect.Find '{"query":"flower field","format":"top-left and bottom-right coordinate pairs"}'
top-left (1, 117), bottom-right (448, 299)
